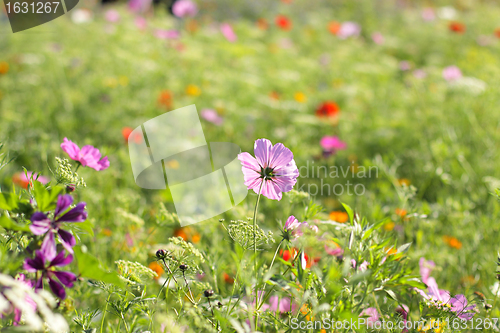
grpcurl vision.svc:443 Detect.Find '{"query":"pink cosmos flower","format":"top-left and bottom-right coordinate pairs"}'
top-left (422, 7), bottom-right (436, 21)
top-left (320, 136), bottom-right (347, 153)
top-left (262, 295), bottom-right (298, 313)
top-left (220, 23), bottom-right (237, 42)
top-left (60, 138), bottom-right (110, 171)
top-left (201, 109), bottom-right (223, 125)
top-left (284, 215), bottom-right (301, 232)
top-left (337, 22), bottom-right (361, 39)
top-left (442, 66), bottom-right (462, 81)
top-left (419, 257), bottom-right (435, 284)
top-left (450, 295), bottom-right (476, 321)
top-left (371, 32), bottom-right (384, 44)
top-left (155, 29), bottom-right (180, 39)
top-left (238, 139), bottom-right (299, 200)
top-left (172, 0), bottom-right (197, 18)
top-left (134, 17), bottom-right (147, 30)
top-left (360, 307), bottom-right (379, 327)
top-left (104, 9), bottom-right (120, 23)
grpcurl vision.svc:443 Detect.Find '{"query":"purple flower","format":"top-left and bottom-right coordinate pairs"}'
top-left (13, 274), bottom-right (36, 326)
top-left (220, 23), bottom-right (237, 42)
top-left (200, 109), bottom-right (223, 125)
top-left (30, 195), bottom-right (87, 259)
top-left (450, 294), bottom-right (476, 320)
top-left (104, 9), bottom-right (120, 23)
top-left (320, 136), bottom-right (347, 155)
top-left (23, 250), bottom-right (76, 299)
top-left (155, 29), bottom-right (180, 40)
top-left (172, 0), bottom-right (197, 18)
top-left (128, 0), bottom-right (151, 13)
top-left (238, 139), bottom-right (299, 200)
top-left (419, 258), bottom-right (435, 284)
top-left (360, 307), bottom-right (379, 327)
top-left (61, 138), bottom-right (110, 171)
top-left (442, 66), bottom-right (462, 81)
top-left (337, 22), bottom-right (361, 39)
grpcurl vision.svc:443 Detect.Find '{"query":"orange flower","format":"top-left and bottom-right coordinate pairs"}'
top-left (443, 236), bottom-right (462, 249)
top-left (187, 19), bottom-right (198, 33)
top-left (280, 248), bottom-right (298, 262)
top-left (0, 61), bottom-right (9, 74)
top-left (269, 91), bottom-right (280, 100)
top-left (495, 28), bottom-right (500, 38)
top-left (275, 15), bottom-right (292, 31)
top-left (302, 252), bottom-right (320, 268)
top-left (386, 247), bottom-right (397, 255)
top-left (398, 178), bottom-right (411, 186)
top-left (449, 22), bottom-right (466, 34)
top-left (122, 127), bottom-right (133, 142)
top-left (329, 211), bottom-right (349, 223)
top-left (328, 21), bottom-right (341, 35)
top-left (395, 208), bottom-right (407, 217)
top-left (149, 262), bottom-right (164, 280)
top-left (222, 272), bottom-right (234, 284)
top-left (158, 90), bottom-right (173, 108)
top-left (315, 101), bottom-right (340, 118)
top-left (101, 228), bottom-right (113, 237)
top-left (256, 18), bottom-right (268, 30)
top-left (384, 222), bottom-right (395, 231)
top-left (281, 0), bottom-right (292, 3)
top-left (173, 226), bottom-right (200, 243)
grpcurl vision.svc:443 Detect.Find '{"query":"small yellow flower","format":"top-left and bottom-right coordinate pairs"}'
top-left (185, 84), bottom-right (201, 96)
top-left (398, 178), bottom-right (411, 186)
top-left (103, 77), bottom-right (118, 88)
top-left (119, 76), bottom-right (129, 86)
top-left (294, 92), bottom-right (307, 103)
top-left (384, 221), bottom-right (395, 231)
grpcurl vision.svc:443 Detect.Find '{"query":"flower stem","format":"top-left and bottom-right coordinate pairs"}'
top-left (74, 163), bottom-right (81, 173)
top-left (253, 181), bottom-right (263, 329)
top-left (269, 239), bottom-right (284, 273)
top-left (100, 292), bottom-right (112, 333)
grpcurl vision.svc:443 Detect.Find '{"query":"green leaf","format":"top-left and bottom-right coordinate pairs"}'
top-left (397, 242), bottom-right (412, 253)
top-left (400, 277), bottom-right (427, 289)
top-left (384, 289), bottom-right (398, 301)
top-left (33, 181), bottom-right (63, 212)
top-left (0, 192), bottom-right (19, 210)
top-left (74, 219), bottom-right (94, 237)
top-left (0, 214), bottom-right (30, 232)
top-left (74, 246), bottom-right (124, 287)
top-left (341, 202), bottom-right (354, 225)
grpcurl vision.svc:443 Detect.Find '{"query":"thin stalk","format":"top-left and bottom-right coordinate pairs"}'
top-left (253, 182), bottom-right (264, 329)
top-left (182, 271), bottom-right (195, 303)
top-left (100, 292), bottom-right (112, 333)
top-left (161, 258), bottom-right (179, 285)
top-left (371, 292), bottom-right (382, 317)
top-left (269, 239), bottom-right (284, 273)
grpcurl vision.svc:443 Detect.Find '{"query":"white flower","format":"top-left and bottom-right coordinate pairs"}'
top-left (490, 282), bottom-right (500, 297)
top-left (437, 6), bottom-right (457, 20)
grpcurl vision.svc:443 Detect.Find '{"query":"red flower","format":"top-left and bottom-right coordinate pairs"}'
top-left (122, 127), bottom-right (142, 144)
top-left (449, 22), bottom-right (466, 34)
top-left (223, 272), bottom-right (234, 284)
top-left (158, 90), bottom-right (173, 108)
top-left (328, 21), bottom-right (341, 35)
top-left (315, 101), bottom-right (340, 117)
top-left (280, 248), bottom-right (298, 262)
top-left (275, 15), bottom-right (292, 31)
top-left (495, 28), bottom-right (500, 39)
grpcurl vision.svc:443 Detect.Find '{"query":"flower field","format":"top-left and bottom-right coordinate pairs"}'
top-left (1, 0), bottom-right (500, 332)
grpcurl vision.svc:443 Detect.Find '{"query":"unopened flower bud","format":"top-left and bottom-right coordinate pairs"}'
top-left (179, 264), bottom-right (188, 271)
top-left (156, 249), bottom-right (168, 259)
top-left (66, 185), bottom-right (76, 193)
top-left (204, 289), bottom-right (214, 298)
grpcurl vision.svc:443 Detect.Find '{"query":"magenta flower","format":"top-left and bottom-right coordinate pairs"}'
top-left (419, 257), bottom-right (435, 284)
top-left (155, 29), bottom-right (180, 40)
top-left (442, 66), bottom-right (462, 81)
top-left (360, 307), bottom-right (379, 327)
top-left (338, 22), bottom-right (361, 39)
top-left (238, 139), bottom-right (299, 200)
top-left (61, 138), bottom-right (109, 171)
top-left (450, 295), bottom-right (476, 320)
top-left (172, 0), bottom-right (197, 18)
top-left (396, 305), bottom-right (409, 332)
top-left (320, 136), bottom-right (347, 155)
top-left (23, 250), bottom-right (76, 299)
top-left (220, 23), bottom-right (237, 42)
top-left (104, 9), bottom-right (120, 23)
top-left (324, 242), bottom-right (343, 257)
top-left (128, 0), bottom-right (151, 13)
top-left (351, 259), bottom-right (369, 272)
top-left (134, 17), bottom-right (147, 30)
top-left (284, 215), bottom-right (300, 232)
top-left (262, 295), bottom-right (298, 313)
top-left (13, 274), bottom-right (36, 326)
top-left (201, 109), bottom-right (223, 125)
top-left (30, 195), bottom-right (87, 259)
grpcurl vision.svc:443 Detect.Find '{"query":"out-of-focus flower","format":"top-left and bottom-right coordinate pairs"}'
top-left (30, 194), bottom-right (87, 258)
top-left (262, 295), bottom-right (298, 313)
top-left (23, 250), bottom-right (77, 299)
top-left (351, 259), bottom-right (369, 272)
top-left (300, 252), bottom-right (320, 269)
top-left (185, 84), bottom-right (201, 96)
top-left (275, 15), bottom-right (292, 31)
top-left (12, 171), bottom-right (49, 189)
top-left (421, 7), bottom-right (436, 21)
top-left (495, 28), bottom-right (500, 39)
top-left (128, 0), bottom-right (151, 13)
top-left (256, 18), bottom-right (268, 30)
top-left (419, 258), bottom-right (436, 284)
top-left (148, 262), bottom-right (163, 280)
top-left (0, 61), bottom-right (9, 74)
top-left (155, 29), bottom-right (180, 39)
top-left (398, 178), bottom-right (411, 186)
top-left (396, 305), bottom-right (409, 332)
top-left (223, 272), bottom-right (234, 284)
top-left (220, 23), bottom-right (237, 42)
top-left (337, 22), bottom-right (360, 39)
top-left (173, 226), bottom-right (200, 243)
top-left (324, 241), bottom-right (343, 257)
top-left (399, 61), bottom-right (411, 71)
top-left (395, 208), bottom-right (407, 218)
top-left (315, 101), bottom-right (340, 118)
top-left (360, 307), bottom-right (379, 327)
top-left (320, 136), bottom-right (347, 154)
top-left (280, 248), bottom-right (298, 262)
top-left (449, 21), bottom-right (466, 34)
top-left (383, 221), bottom-right (395, 231)
top-left (294, 92), bottom-right (306, 103)
top-left (12, 274), bottom-right (36, 326)
top-left (134, 17), bottom-right (147, 30)
top-left (269, 91), bottom-right (280, 100)
top-left (71, 9), bottom-right (93, 24)
top-left (61, 138), bottom-right (110, 171)
top-left (450, 295), bottom-right (476, 320)
top-left (238, 139), bottom-right (299, 201)
top-left (413, 69), bottom-right (427, 79)
top-left (443, 235), bottom-right (462, 249)
top-left (328, 21), bottom-right (341, 35)
top-left (201, 109), bottom-right (223, 125)
top-left (158, 90), bottom-right (173, 108)
top-left (437, 6), bottom-right (457, 20)
top-left (371, 32), bottom-right (384, 44)
top-left (329, 211), bottom-right (348, 223)
top-left (442, 66), bottom-right (462, 81)
top-left (105, 9), bottom-right (120, 23)
top-left (172, 0), bottom-right (197, 18)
